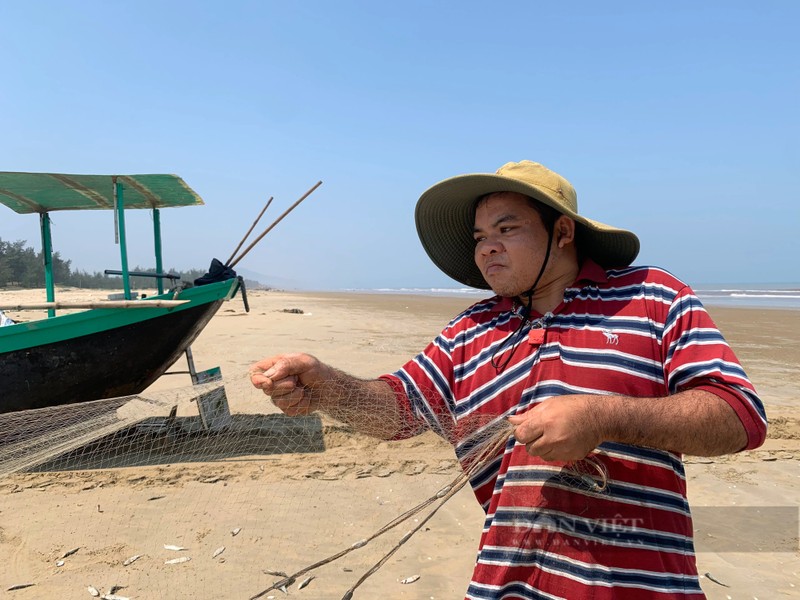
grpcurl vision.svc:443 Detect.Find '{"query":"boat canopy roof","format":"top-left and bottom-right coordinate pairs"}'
top-left (0, 172), bottom-right (204, 214)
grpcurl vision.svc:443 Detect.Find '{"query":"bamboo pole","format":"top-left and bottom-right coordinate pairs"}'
top-left (225, 196), bottom-right (274, 266)
top-left (0, 300), bottom-right (189, 311)
top-left (229, 181), bottom-right (322, 268)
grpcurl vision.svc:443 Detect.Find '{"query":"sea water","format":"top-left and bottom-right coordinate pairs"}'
top-left (691, 283), bottom-right (800, 309)
top-left (361, 284), bottom-right (800, 310)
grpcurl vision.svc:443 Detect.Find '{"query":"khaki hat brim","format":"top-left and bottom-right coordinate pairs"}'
top-left (415, 173), bottom-right (640, 290)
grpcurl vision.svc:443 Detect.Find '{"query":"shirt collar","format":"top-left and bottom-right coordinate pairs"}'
top-left (574, 258), bottom-right (608, 285)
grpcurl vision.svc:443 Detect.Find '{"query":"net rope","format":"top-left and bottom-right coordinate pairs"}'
top-left (0, 371), bottom-right (608, 599)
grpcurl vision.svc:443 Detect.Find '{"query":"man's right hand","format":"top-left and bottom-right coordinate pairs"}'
top-left (250, 353), bottom-right (332, 416)
top-left (249, 353), bottom-right (405, 440)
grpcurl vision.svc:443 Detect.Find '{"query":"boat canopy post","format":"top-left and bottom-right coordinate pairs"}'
top-left (114, 179), bottom-right (132, 300)
top-left (153, 208), bottom-right (164, 294)
top-left (39, 212), bottom-right (56, 318)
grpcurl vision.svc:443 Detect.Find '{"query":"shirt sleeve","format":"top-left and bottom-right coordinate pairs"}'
top-left (661, 285), bottom-right (767, 450)
top-left (379, 328), bottom-right (458, 443)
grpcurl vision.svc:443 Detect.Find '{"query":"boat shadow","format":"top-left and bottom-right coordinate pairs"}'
top-left (25, 413), bottom-right (327, 472)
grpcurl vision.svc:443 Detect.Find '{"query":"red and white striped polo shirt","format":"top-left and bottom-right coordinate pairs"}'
top-left (380, 260), bottom-right (766, 600)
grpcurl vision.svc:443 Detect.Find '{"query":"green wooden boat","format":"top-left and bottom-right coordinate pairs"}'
top-left (0, 173), bottom-right (242, 413)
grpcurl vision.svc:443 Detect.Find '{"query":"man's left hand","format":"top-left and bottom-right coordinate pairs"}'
top-left (508, 395), bottom-right (603, 462)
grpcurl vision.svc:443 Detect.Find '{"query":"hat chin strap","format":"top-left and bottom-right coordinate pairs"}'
top-left (491, 227), bottom-right (554, 372)
top-left (519, 226), bottom-right (555, 318)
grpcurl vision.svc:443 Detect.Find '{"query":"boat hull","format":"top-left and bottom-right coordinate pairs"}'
top-left (0, 278), bottom-right (239, 413)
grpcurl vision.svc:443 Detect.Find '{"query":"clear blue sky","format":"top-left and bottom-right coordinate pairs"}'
top-left (1, 1), bottom-right (797, 290)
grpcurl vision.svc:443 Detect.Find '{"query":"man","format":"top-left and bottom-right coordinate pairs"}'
top-left (251, 161), bottom-right (767, 599)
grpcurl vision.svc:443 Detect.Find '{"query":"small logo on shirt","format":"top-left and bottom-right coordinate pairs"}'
top-left (602, 329), bottom-right (619, 345)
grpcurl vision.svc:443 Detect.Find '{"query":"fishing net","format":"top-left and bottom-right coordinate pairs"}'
top-left (0, 371), bottom-right (609, 599)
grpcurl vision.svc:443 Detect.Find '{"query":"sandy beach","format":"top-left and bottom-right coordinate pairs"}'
top-left (0, 288), bottom-right (798, 599)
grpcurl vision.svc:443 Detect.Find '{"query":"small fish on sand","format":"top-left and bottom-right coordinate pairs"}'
top-left (212, 546), bottom-right (225, 558)
top-left (165, 556), bottom-right (191, 565)
top-left (56, 560), bottom-right (65, 567)
top-left (263, 569), bottom-right (288, 577)
top-left (122, 554), bottom-right (142, 566)
top-left (101, 594), bottom-right (130, 600)
top-left (164, 544), bottom-right (188, 551)
top-left (60, 547), bottom-right (80, 559)
top-left (298, 575), bottom-right (315, 590)
top-left (400, 575), bottom-right (420, 584)
top-left (7, 583), bottom-right (35, 591)
top-left (704, 572), bottom-right (730, 587)
top-left (230, 527), bottom-right (242, 536)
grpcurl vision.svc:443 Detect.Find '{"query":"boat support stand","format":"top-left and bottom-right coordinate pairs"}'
top-left (184, 346), bottom-right (232, 432)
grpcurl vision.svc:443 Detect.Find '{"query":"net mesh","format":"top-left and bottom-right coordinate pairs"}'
top-left (0, 372), bottom-right (608, 599)
top-left (0, 374), bottom-right (469, 598)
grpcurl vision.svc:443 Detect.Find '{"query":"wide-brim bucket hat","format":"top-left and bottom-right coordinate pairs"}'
top-left (415, 160), bottom-right (640, 290)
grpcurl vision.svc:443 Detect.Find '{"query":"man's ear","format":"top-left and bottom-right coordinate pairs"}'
top-left (555, 216), bottom-right (576, 248)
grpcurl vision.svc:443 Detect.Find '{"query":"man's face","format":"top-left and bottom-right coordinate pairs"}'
top-left (473, 192), bottom-right (550, 297)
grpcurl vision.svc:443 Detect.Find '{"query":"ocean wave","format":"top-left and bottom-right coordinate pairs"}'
top-left (344, 287), bottom-right (800, 308)
top-left (728, 293), bottom-right (800, 299)
top-left (360, 287), bottom-right (486, 296)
